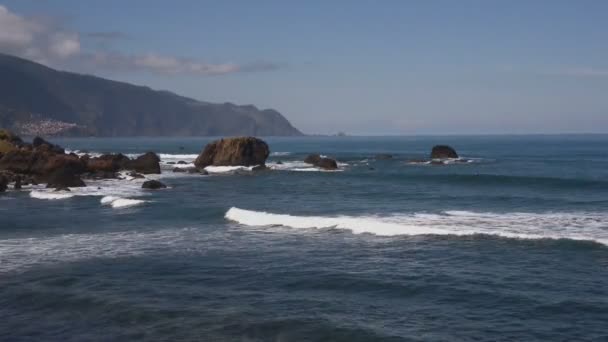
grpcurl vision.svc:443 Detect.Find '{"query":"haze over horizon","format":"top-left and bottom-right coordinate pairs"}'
top-left (1, 0), bottom-right (607, 135)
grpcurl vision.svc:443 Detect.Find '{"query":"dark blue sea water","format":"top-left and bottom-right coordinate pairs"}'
top-left (1, 135), bottom-right (607, 341)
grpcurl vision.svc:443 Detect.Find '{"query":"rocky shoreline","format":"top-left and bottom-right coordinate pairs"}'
top-left (0, 129), bottom-right (464, 193)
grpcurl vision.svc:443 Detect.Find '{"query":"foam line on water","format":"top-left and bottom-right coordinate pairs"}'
top-left (225, 207), bottom-right (608, 245)
top-left (100, 196), bottom-right (146, 208)
top-left (0, 228), bottom-right (199, 274)
top-left (30, 191), bottom-right (74, 200)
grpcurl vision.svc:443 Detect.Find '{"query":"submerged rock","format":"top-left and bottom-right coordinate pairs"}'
top-left (375, 154), bottom-right (393, 160)
top-left (194, 137), bottom-right (269, 169)
top-left (304, 154), bottom-right (338, 170)
top-left (431, 145), bottom-right (458, 159)
top-left (142, 180), bottom-right (166, 189)
top-left (172, 167), bottom-right (187, 173)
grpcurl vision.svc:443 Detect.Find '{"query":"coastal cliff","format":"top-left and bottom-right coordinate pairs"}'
top-left (0, 53), bottom-right (302, 137)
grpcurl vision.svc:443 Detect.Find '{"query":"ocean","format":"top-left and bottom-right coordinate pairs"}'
top-left (1, 135), bottom-right (607, 341)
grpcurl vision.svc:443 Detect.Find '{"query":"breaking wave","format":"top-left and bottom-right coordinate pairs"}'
top-left (30, 191), bottom-right (74, 200)
top-left (225, 207), bottom-right (608, 245)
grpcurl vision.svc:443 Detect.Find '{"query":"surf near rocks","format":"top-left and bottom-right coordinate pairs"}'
top-left (0, 129), bottom-right (162, 190)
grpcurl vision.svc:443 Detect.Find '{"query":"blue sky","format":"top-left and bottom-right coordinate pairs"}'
top-left (1, 0), bottom-right (608, 134)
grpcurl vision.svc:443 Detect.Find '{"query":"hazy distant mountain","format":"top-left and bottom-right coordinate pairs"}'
top-left (0, 53), bottom-right (302, 136)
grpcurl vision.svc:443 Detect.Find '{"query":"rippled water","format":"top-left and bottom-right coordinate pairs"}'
top-left (1, 135), bottom-right (607, 341)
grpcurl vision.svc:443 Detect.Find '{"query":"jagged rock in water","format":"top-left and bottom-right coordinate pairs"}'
top-left (0, 174), bottom-right (7, 192)
top-left (129, 152), bottom-right (161, 174)
top-left (84, 154), bottom-right (131, 173)
top-left (304, 154), bottom-right (338, 170)
top-left (194, 137), bottom-right (269, 169)
top-left (142, 180), bottom-right (166, 189)
top-left (431, 145), bottom-right (458, 159)
top-left (46, 167), bottom-right (86, 188)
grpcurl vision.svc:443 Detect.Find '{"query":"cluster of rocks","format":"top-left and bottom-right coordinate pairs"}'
top-left (0, 129), bottom-right (467, 195)
top-left (0, 129), bottom-right (163, 192)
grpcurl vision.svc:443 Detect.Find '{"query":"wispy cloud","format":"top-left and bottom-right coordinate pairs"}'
top-left (0, 5), bottom-right (280, 76)
top-left (86, 31), bottom-right (130, 41)
top-left (549, 67), bottom-right (608, 78)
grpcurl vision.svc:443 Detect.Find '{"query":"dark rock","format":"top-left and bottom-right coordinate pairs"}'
top-left (142, 180), bottom-right (166, 189)
top-left (32, 136), bottom-right (65, 154)
top-left (375, 154), bottom-right (393, 160)
top-left (173, 167), bottom-right (187, 173)
top-left (85, 153), bottom-right (131, 173)
top-left (167, 161), bottom-right (176, 165)
top-left (46, 167), bottom-right (86, 188)
top-left (177, 160), bottom-right (188, 165)
top-left (276, 160), bottom-right (283, 165)
top-left (431, 145), bottom-right (458, 159)
top-left (128, 152), bottom-right (161, 174)
top-left (82, 171), bottom-right (118, 180)
top-left (0, 174), bottom-right (7, 192)
top-left (54, 187), bottom-right (71, 192)
top-left (194, 137), bottom-right (269, 168)
top-left (14, 175), bottom-right (21, 189)
top-left (304, 154), bottom-right (338, 170)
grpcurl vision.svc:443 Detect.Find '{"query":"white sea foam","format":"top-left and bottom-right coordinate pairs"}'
top-left (0, 227), bottom-right (204, 273)
top-left (29, 191), bottom-right (74, 200)
top-left (270, 152), bottom-right (291, 156)
top-left (158, 153), bottom-right (199, 160)
top-left (204, 165), bottom-right (255, 173)
top-left (266, 161), bottom-right (344, 172)
top-left (225, 208), bottom-right (608, 245)
top-left (110, 198), bottom-right (146, 208)
top-left (100, 195), bottom-right (146, 208)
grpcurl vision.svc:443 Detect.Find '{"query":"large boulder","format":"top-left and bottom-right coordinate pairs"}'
top-left (46, 167), bottom-right (86, 188)
top-left (194, 137), bottom-right (269, 169)
top-left (32, 136), bottom-right (65, 154)
top-left (128, 152), bottom-right (161, 174)
top-left (33, 153), bottom-right (86, 176)
top-left (304, 154), bottom-right (338, 170)
top-left (431, 145), bottom-right (458, 159)
top-left (142, 180), bottom-right (166, 189)
top-left (85, 153), bottom-right (131, 173)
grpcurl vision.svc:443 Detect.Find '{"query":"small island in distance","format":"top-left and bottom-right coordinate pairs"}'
top-left (0, 53), bottom-right (302, 137)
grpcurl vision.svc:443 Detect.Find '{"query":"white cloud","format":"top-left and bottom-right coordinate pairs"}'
top-left (0, 5), bottom-right (278, 76)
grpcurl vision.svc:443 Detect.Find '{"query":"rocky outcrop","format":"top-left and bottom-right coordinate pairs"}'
top-left (128, 152), bottom-right (161, 174)
top-left (0, 174), bottom-right (7, 192)
top-left (142, 180), bottom-right (166, 189)
top-left (304, 154), bottom-right (338, 170)
top-left (194, 137), bottom-right (269, 169)
top-left (32, 136), bottom-right (65, 154)
top-left (46, 167), bottom-right (86, 188)
top-left (84, 153), bottom-right (130, 173)
top-left (431, 145), bottom-right (458, 159)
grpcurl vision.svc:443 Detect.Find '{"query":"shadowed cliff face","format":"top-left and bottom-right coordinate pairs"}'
top-left (0, 53), bottom-right (303, 137)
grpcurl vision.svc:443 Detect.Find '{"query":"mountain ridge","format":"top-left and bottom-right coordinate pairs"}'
top-left (0, 53), bottom-right (303, 137)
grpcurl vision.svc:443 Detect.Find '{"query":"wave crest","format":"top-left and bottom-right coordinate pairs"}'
top-left (225, 207), bottom-right (608, 245)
